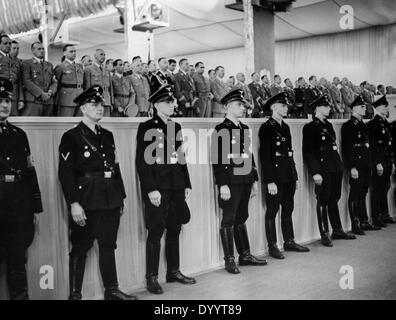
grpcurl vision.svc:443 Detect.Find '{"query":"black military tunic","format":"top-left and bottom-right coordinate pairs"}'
top-left (0, 121), bottom-right (42, 299)
top-left (58, 121), bottom-right (126, 288)
top-left (367, 114), bottom-right (393, 222)
top-left (259, 117), bottom-right (297, 245)
top-left (136, 114), bottom-right (191, 229)
top-left (212, 117), bottom-right (258, 228)
top-left (341, 116), bottom-right (372, 223)
top-left (303, 117), bottom-right (344, 232)
top-left (136, 113), bottom-right (192, 281)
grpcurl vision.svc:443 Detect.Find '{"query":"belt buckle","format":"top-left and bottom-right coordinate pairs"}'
top-left (77, 83), bottom-right (82, 89)
top-left (5, 175), bottom-right (15, 183)
top-left (333, 146), bottom-right (338, 151)
top-left (104, 171), bottom-right (112, 179)
top-left (288, 151), bottom-right (293, 157)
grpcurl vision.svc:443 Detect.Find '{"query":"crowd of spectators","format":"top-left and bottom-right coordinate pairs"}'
top-left (0, 34), bottom-right (395, 118)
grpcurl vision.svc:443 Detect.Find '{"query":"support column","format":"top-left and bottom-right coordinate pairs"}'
top-left (39, 0), bottom-right (49, 61)
top-left (125, 0), bottom-right (136, 62)
top-left (243, 0), bottom-right (275, 78)
top-left (125, 0), bottom-right (152, 62)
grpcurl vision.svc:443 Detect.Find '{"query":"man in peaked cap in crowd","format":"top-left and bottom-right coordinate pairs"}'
top-left (211, 89), bottom-right (267, 275)
top-left (58, 85), bottom-right (136, 300)
top-left (367, 95), bottom-right (396, 227)
top-left (259, 92), bottom-right (310, 259)
top-left (341, 95), bottom-right (380, 235)
top-left (303, 95), bottom-right (356, 247)
top-left (136, 84), bottom-right (196, 295)
top-left (0, 78), bottom-right (42, 299)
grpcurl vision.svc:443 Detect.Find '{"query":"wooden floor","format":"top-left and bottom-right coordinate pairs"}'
top-left (136, 224), bottom-right (396, 300)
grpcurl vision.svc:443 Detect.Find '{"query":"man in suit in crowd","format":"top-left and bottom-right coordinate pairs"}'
top-left (136, 84), bottom-right (196, 294)
top-left (235, 72), bottom-right (253, 116)
top-left (105, 59), bottom-right (114, 77)
top-left (261, 75), bottom-right (272, 99)
top-left (10, 41), bottom-right (20, 61)
top-left (168, 59), bottom-right (177, 81)
top-left (192, 62), bottom-right (213, 118)
top-left (150, 57), bottom-right (174, 94)
top-left (0, 78), bottom-right (42, 299)
top-left (83, 49), bottom-right (113, 117)
top-left (145, 60), bottom-right (157, 84)
top-left (360, 81), bottom-right (375, 119)
top-left (294, 77), bottom-right (306, 118)
top-left (303, 95), bottom-right (356, 247)
top-left (340, 77), bottom-right (355, 119)
top-left (208, 69), bottom-right (216, 82)
top-left (54, 44), bottom-right (84, 117)
top-left (188, 65), bottom-right (195, 78)
top-left (367, 96), bottom-right (396, 227)
top-left (21, 42), bottom-right (57, 116)
top-left (0, 35), bottom-right (24, 116)
top-left (283, 78), bottom-right (296, 117)
top-left (304, 75), bottom-right (321, 117)
top-left (329, 77), bottom-right (344, 119)
top-left (248, 72), bottom-right (267, 118)
top-left (129, 60), bottom-right (151, 117)
top-left (259, 92), bottom-right (310, 258)
top-left (174, 58), bottom-right (197, 117)
top-left (210, 66), bottom-right (230, 118)
top-left (341, 95), bottom-right (380, 234)
top-left (111, 59), bottom-right (138, 117)
top-left (270, 75), bottom-right (283, 97)
top-left (211, 89), bottom-right (267, 274)
top-left (377, 84), bottom-right (386, 96)
top-left (80, 55), bottom-right (93, 70)
top-left (58, 85), bottom-right (136, 300)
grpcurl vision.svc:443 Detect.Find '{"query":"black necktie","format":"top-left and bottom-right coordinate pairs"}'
top-left (95, 125), bottom-right (100, 135)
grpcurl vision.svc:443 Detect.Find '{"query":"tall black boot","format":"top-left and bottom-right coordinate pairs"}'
top-left (166, 239), bottom-right (196, 284)
top-left (349, 200), bottom-right (365, 235)
top-left (68, 255), bottom-right (86, 300)
top-left (372, 196), bottom-right (386, 228)
top-left (317, 204), bottom-right (332, 247)
top-left (100, 250), bottom-right (137, 300)
top-left (282, 215), bottom-right (310, 253)
top-left (234, 224), bottom-right (267, 266)
top-left (7, 266), bottom-right (29, 300)
top-left (220, 227), bottom-right (240, 274)
top-left (265, 218), bottom-right (284, 259)
top-left (359, 200), bottom-right (381, 231)
top-left (329, 201), bottom-right (356, 240)
top-left (146, 243), bottom-right (163, 294)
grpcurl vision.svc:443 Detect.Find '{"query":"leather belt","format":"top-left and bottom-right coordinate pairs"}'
top-left (275, 151), bottom-right (293, 158)
top-left (61, 83), bottom-right (83, 89)
top-left (320, 145), bottom-right (338, 151)
top-left (82, 171), bottom-right (113, 179)
top-left (0, 174), bottom-right (22, 183)
top-left (353, 143), bottom-right (370, 148)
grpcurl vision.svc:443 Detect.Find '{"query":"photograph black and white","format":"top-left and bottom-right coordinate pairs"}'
top-left (0, 0), bottom-right (395, 307)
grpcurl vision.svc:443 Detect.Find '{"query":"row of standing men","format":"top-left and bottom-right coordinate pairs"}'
top-left (0, 78), bottom-right (395, 299)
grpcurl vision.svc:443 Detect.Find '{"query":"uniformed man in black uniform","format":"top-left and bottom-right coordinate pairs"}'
top-left (341, 95), bottom-right (380, 234)
top-left (259, 92), bottom-right (310, 259)
top-left (58, 85), bottom-right (136, 300)
top-left (136, 84), bottom-right (196, 295)
top-left (303, 95), bottom-right (356, 247)
top-left (212, 89), bottom-right (267, 274)
top-left (0, 78), bottom-right (42, 300)
top-left (367, 95), bottom-right (396, 227)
